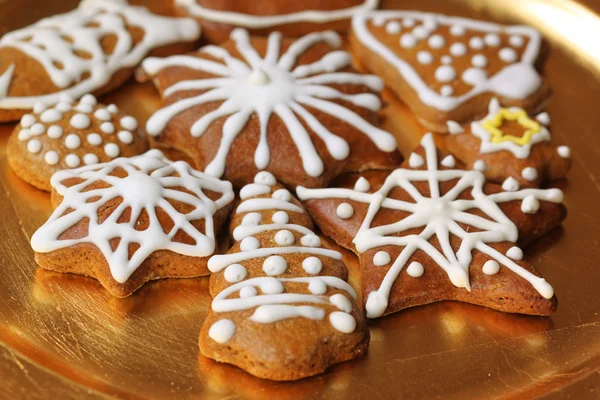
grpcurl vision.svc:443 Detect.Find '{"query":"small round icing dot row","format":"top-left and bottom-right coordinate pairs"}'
top-left (302, 256), bottom-right (322, 274)
top-left (83, 153), bottom-right (99, 165)
top-left (104, 143), bottom-right (120, 158)
top-left (100, 122), bottom-right (115, 134)
top-left (385, 21), bottom-right (401, 34)
top-left (274, 230), bottom-right (295, 245)
top-left (27, 140), bottom-right (42, 154)
top-left (44, 151), bottom-right (59, 165)
top-left (65, 134), bottom-right (81, 149)
top-left (484, 33), bottom-right (501, 47)
top-left (30, 123), bottom-right (45, 135)
top-left (502, 177), bottom-right (520, 192)
top-left (506, 246), bottom-right (523, 260)
top-left (65, 154), bottom-right (80, 168)
top-left (521, 195), bottom-right (540, 214)
top-left (469, 37), bottom-right (484, 49)
top-left (472, 54), bottom-right (488, 68)
top-left (301, 234), bottom-right (321, 247)
top-left (254, 171), bottom-right (276, 186)
top-left (47, 125), bottom-right (63, 139)
top-left (21, 114), bottom-right (35, 128)
top-left (80, 94), bottom-right (97, 105)
top-left (354, 177), bottom-right (370, 192)
top-left (428, 34), bottom-right (445, 49)
top-left (209, 319), bottom-right (236, 343)
top-left (482, 260), bottom-right (500, 275)
top-left (441, 55), bottom-right (452, 65)
top-left (272, 188), bottom-right (291, 201)
top-left (406, 261), bottom-right (424, 277)
top-left (263, 255), bottom-right (287, 276)
top-left (509, 35), bottom-right (524, 47)
top-left (272, 210), bottom-right (289, 224)
top-left (417, 50), bottom-right (433, 65)
top-left (107, 104), bottom-right (118, 114)
top-left (521, 167), bottom-right (538, 181)
top-left (373, 251), bottom-right (391, 266)
top-left (118, 130), bottom-right (134, 144)
top-left (120, 116), bottom-right (138, 131)
top-left (240, 236), bottom-right (260, 251)
top-left (224, 264), bottom-right (247, 283)
top-left (336, 202), bottom-right (354, 219)
top-left (400, 33), bottom-right (417, 48)
top-left (70, 113), bottom-right (91, 129)
top-left (41, 109), bottom-right (62, 123)
top-left (94, 109), bottom-right (111, 121)
top-left (409, 153), bottom-right (424, 168)
top-left (499, 47), bottom-right (518, 63)
top-left (450, 42), bottom-right (467, 56)
top-left (434, 65), bottom-right (456, 82)
top-left (87, 133), bottom-right (102, 145)
top-left (449, 24), bottom-right (466, 36)
top-left (308, 279), bottom-right (327, 295)
top-left (242, 212), bottom-right (262, 225)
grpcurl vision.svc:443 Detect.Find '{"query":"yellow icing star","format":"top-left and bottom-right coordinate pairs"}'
top-left (482, 108), bottom-right (541, 145)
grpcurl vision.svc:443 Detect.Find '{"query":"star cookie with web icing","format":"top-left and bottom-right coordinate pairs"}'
top-left (446, 98), bottom-right (571, 188)
top-left (297, 133), bottom-right (566, 318)
top-left (0, 0), bottom-right (200, 121)
top-left (31, 150), bottom-right (234, 297)
top-left (138, 28), bottom-right (401, 188)
top-left (200, 171), bottom-right (369, 381)
top-left (350, 11), bottom-right (551, 132)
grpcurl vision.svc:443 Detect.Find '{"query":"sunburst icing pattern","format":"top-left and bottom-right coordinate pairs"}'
top-left (31, 150), bottom-right (234, 283)
top-left (142, 28), bottom-right (397, 178)
top-left (298, 133), bottom-right (563, 318)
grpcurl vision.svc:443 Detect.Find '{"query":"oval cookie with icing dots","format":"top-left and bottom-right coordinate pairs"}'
top-left (174, 0), bottom-right (379, 43)
top-left (7, 94), bottom-right (149, 191)
top-left (350, 11), bottom-right (551, 132)
top-left (200, 171), bottom-right (369, 381)
top-left (30, 150), bottom-right (234, 297)
top-left (138, 28), bottom-right (401, 188)
top-left (0, 0), bottom-right (201, 122)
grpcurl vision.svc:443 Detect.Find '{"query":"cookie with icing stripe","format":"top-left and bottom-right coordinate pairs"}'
top-left (31, 150), bottom-right (234, 297)
top-left (445, 98), bottom-right (571, 188)
top-left (350, 11), bottom-right (551, 132)
top-left (199, 171), bottom-right (369, 381)
top-left (0, 0), bottom-right (201, 122)
top-left (138, 28), bottom-right (401, 189)
top-left (174, 0), bottom-right (378, 43)
top-left (7, 94), bottom-right (149, 191)
top-left (297, 133), bottom-right (565, 318)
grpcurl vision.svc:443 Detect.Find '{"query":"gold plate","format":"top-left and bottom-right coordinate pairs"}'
top-left (1, 0), bottom-right (600, 398)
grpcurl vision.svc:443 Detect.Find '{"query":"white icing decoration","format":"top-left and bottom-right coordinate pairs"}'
top-left (65, 134), bottom-right (81, 150)
top-left (240, 286), bottom-right (257, 298)
top-left (473, 160), bottom-right (487, 172)
top-left (274, 230), bottom-right (295, 246)
top-left (262, 255), bottom-right (288, 276)
top-left (65, 154), bottom-right (80, 168)
top-left (27, 139), bottom-right (42, 154)
top-left (31, 123), bottom-right (45, 136)
top-left (309, 279), bottom-right (327, 295)
top-left (209, 319), bottom-right (236, 343)
top-left (94, 109), bottom-right (111, 121)
top-left (336, 202), bottom-right (354, 219)
top-left (409, 152), bottom-right (424, 168)
top-left (44, 151), bottom-right (59, 165)
top-left (272, 211), bottom-right (289, 224)
top-left (297, 133), bottom-right (561, 318)
top-left (509, 35), bottom-right (524, 47)
top-left (354, 177), bottom-right (371, 192)
top-left (373, 251), bottom-right (391, 266)
top-left (469, 37), bottom-right (484, 49)
top-left (117, 131), bottom-right (133, 144)
top-left (403, 18), bottom-right (416, 28)
top-left (104, 143), bottom-right (120, 158)
top-left (449, 42), bottom-right (467, 56)
top-left (406, 261), bottom-right (424, 277)
top-left (330, 294), bottom-right (353, 313)
top-left (449, 24), bottom-right (466, 36)
top-left (472, 54), bottom-right (488, 68)
top-left (107, 104), bottom-right (118, 114)
top-left (521, 194), bottom-right (540, 214)
top-left (21, 114), bottom-right (35, 128)
top-left (120, 116), bottom-right (138, 131)
top-left (329, 312), bottom-right (356, 333)
top-left (241, 212), bottom-right (262, 226)
top-left (31, 150), bottom-right (234, 283)
top-left (41, 109), bottom-right (62, 123)
top-left (80, 94), bottom-right (97, 105)
top-left (272, 189), bottom-right (292, 202)
top-left (87, 133), bottom-right (102, 145)
top-left (143, 29), bottom-right (396, 178)
top-left (499, 47), bottom-right (518, 63)
top-left (47, 126), bottom-right (63, 139)
top-left (557, 146), bottom-right (571, 159)
top-left (55, 102), bottom-right (72, 113)
top-left (240, 183), bottom-right (271, 200)
top-left (385, 21), bottom-right (401, 34)
top-left (506, 246), bottom-right (523, 260)
top-left (100, 122), bottom-right (115, 134)
top-left (441, 55), bottom-right (452, 65)
top-left (224, 264), bottom-right (247, 283)
top-left (502, 177), bottom-right (520, 192)
top-left (521, 167), bottom-right (538, 181)
top-left (240, 236), bottom-right (260, 251)
top-left (76, 103), bottom-right (94, 114)
top-left (301, 234), bottom-right (321, 247)
top-left (412, 26), bottom-right (429, 40)
top-left (447, 120), bottom-right (464, 135)
top-left (302, 257), bottom-right (322, 274)
top-left (428, 34), bottom-right (445, 49)
top-left (18, 129), bottom-right (31, 141)
top-left (254, 171), bottom-right (276, 186)
top-left (484, 33), bottom-right (501, 47)
top-left (0, 0), bottom-right (201, 110)
top-left (482, 260), bottom-right (500, 275)
top-left (417, 51), bottom-right (433, 65)
top-left (83, 153), bottom-right (99, 165)
top-left (441, 155), bottom-right (456, 168)
top-left (434, 65), bottom-right (456, 82)
top-left (536, 112), bottom-right (550, 126)
top-left (400, 33), bottom-right (417, 48)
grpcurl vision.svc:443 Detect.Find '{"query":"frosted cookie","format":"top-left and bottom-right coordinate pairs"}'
top-left (31, 150), bottom-right (234, 297)
top-left (0, 0), bottom-right (201, 122)
top-left (174, 0), bottom-right (378, 43)
top-left (199, 171), bottom-right (369, 381)
top-left (446, 98), bottom-right (571, 187)
top-left (7, 94), bottom-right (149, 191)
top-left (350, 11), bottom-right (551, 132)
top-left (297, 133), bottom-right (566, 318)
top-left (138, 28), bottom-right (401, 188)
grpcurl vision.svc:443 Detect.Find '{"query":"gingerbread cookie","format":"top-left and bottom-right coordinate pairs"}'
top-left (138, 28), bottom-right (401, 188)
top-left (7, 94), bottom-right (149, 191)
top-left (0, 0), bottom-right (201, 121)
top-left (31, 150), bottom-right (234, 297)
top-left (297, 133), bottom-right (566, 318)
top-left (445, 98), bottom-right (571, 188)
top-left (174, 0), bottom-right (378, 43)
top-left (350, 11), bottom-right (551, 132)
top-left (200, 171), bottom-right (369, 381)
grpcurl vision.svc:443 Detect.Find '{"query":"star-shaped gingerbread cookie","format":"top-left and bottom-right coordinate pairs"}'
top-left (138, 28), bottom-right (401, 188)
top-left (297, 133), bottom-right (565, 318)
top-left (31, 150), bottom-right (234, 297)
top-left (446, 98), bottom-right (571, 188)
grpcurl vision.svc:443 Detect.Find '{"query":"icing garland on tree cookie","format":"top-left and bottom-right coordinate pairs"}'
top-left (0, 0), bottom-right (200, 110)
top-left (142, 28), bottom-right (397, 178)
top-left (31, 150), bottom-right (234, 283)
top-left (298, 133), bottom-right (563, 318)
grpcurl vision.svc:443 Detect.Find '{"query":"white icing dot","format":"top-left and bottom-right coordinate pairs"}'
top-left (462, 68), bottom-right (488, 86)
top-left (354, 177), bottom-right (371, 192)
top-left (499, 47), bottom-right (518, 63)
top-left (120, 116), bottom-right (138, 131)
top-left (471, 54), bottom-right (488, 68)
top-left (423, 19), bottom-right (438, 31)
top-left (117, 130), bottom-right (133, 144)
top-left (507, 246), bottom-right (523, 260)
top-left (65, 134), bottom-right (81, 149)
top-left (521, 167), bottom-right (538, 181)
top-left (329, 294), bottom-right (353, 313)
top-left (20, 114), bottom-right (35, 128)
top-left (260, 278), bottom-right (284, 294)
top-left (209, 319), bottom-right (236, 343)
top-left (482, 260), bottom-right (500, 275)
top-left (417, 50), bottom-right (433, 65)
top-left (27, 139), bottom-right (42, 154)
top-left (403, 18), bottom-right (416, 28)
top-left (44, 151), bottom-right (59, 166)
top-left (272, 211), bottom-right (289, 224)
top-left (412, 26), bottom-right (429, 40)
top-left (509, 35), bottom-right (524, 47)
top-left (441, 55), bottom-right (453, 65)
top-left (107, 104), bottom-right (118, 114)
top-left (248, 69), bottom-right (270, 86)
top-left (70, 113), bottom-right (91, 129)
top-left (407, 261), bottom-right (424, 277)
top-left (449, 42), bottom-right (467, 56)
top-left (76, 103), bottom-right (94, 114)
top-left (83, 153), bottom-right (99, 165)
top-left (94, 108), bottom-right (111, 121)
top-left (441, 155), bottom-right (456, 168)
top-left (469, 37), bottom-right (484, 50)
top-left (385, 21), bottom-right (401, 34)
top-left (521, 194), bottom-right (540, 214)
top-left (240, 236), bottom-right (260, 251)
top-left (272, 188), bottom-right (291, 202)
top-left (557, 146), bottom-right (571, 159)
top-left (55, 102), bottom-right (72, 112)
top-left (372, 16), bottom-right (386, 26)
top-left (447, 120), bottom-right (464, 135)
top-left (87, 133), bottom-right (102, 146)
top-left (40, 109), bottom-right (62, 123)
top-left (400, 33), bottom-right (417, 48)
top-left (254, 171), bottom-right (276, 186)
top-left (302, 257), bottom-right (322, 274)
top-left (409, 152), bottom-right (424, 168)
top-left (33, 101), bottom-right (47, 114)
top-left (301, 234), bottom-right (321, 247)
top-left (428, 34), bottom-right (445, 49)
top-left (484, 33), bottom-right (501, 47)
top-left (17, 129), bottom-right (31, 141)
top-left (240, 286), bottom-right (258, 298)
top-left (274, 230), bottom-right (295, 246)
top-left (536, 112), bottom-right (551, 126)
top-left (329, 312), bottom-right (356, 333)
top-left (434, 65), bottom-right (456, 82)
top-left (441, 85), bottom-right (454, 97)
top-left (80, 94), bottom-right (97, 105)
top-left (449, 24), bottom-right (466, 36)
top-left (30, 123), bottom-right (45, 135)
top-left (373, 251), bottom-right (391, 266)
top-left (224, 264), bottom-right (247, 283)
top-left (104, 143), bottom-right (120, 158)
top-left (336, 203), bottom-right (354, 219)
top-left (47, 125), bottom-right (63, 139)
top-left (502, 177), bottom-right (520, 192)
top-left (65, 154), bottom-right (80, 168)
top-left (100, 122), bottom-right (115, 134)
top-left (242, 212), bottom-right (262, 225)
top-left (473, 160), bottom-right (488, 172)
top-left (308, 279), bottom-right (327, 295)
top-left (263, 255), bottom-right (287, 276)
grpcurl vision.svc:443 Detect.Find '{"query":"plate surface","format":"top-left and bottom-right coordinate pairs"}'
top-left (1, 0), bottom-right (599, 399)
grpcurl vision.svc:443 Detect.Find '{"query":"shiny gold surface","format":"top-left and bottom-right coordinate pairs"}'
top-left (1, 0), bottom-right (600, 398)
